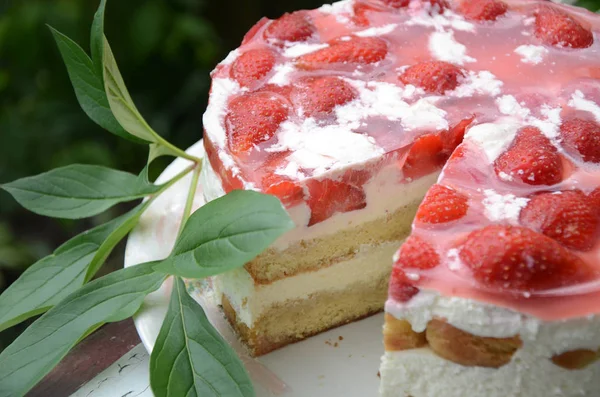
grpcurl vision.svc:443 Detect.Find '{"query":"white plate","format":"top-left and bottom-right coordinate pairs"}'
top-left (125, 141), bottom-right (384, 397)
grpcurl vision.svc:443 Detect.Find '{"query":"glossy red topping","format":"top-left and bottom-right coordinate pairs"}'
top-left (403, 134), bottom-right (445, 179)
top-left (460, 225), bottom-right (590, 292)
top-left (390, 236), bottom-right (440, 302)
top-left (560, 118), bottom-right (600, 163)
top-left (205, 0), bottom-right (600, 319)
top-left (296, 36), bottom-right (388, 69)
top-left (400, 61), bottom-right (464, 94)
top-left (459, 0), bottom-right (508, 21)
top-left (231, 48), bottom-right (276, 87)
top-left (292, 76), bottom-right (357, 117)
top-left (534, 6), bottom-right (593, 49)
top-left (226, 92), bottom-right (289, 155)
top-left (520, 190), bottom-right (598, 251)
top-left (306, 179), bottom-right (366, 226)
top-left (264, 11), bottom-right (315, 43)
top-left (494, 126), bottom-right (563, 186)
top-left (415, 184), bottom-right (469, 224)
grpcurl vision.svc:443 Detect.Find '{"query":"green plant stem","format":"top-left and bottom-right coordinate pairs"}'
top-left (154, 163), bottom-right (196, 198)
top-left (155, 135), bottom-right (203, 163)
top-left (177, 162), bottom-right (202, 237)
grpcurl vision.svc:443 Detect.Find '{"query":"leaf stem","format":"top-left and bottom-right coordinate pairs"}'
top-left (154, 163), bottom-right (196, 198)
top-left (156, 135), bottom-right (203, 163)
top-left (177, 163), bottom-right (202, 237)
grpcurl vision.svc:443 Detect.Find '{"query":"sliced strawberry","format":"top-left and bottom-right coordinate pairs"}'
top-left (263, 175), bottom-right (304, 205)
top-left (390, 236), bottom-right (439, 302)
top-left (416, 184), bottom-right (469, 224)
top-left (400, 61), bottom-right (464, 94)
top-left (231, 48), bottom-right (276, 87)
top-left (520, 190), bottom-right (598, 251)
top-left (381, 0), bottom-right (410, 7)
top-left (494, 126), bottom-right (563, 186)
top-left (534, 6), bottom-right (593, 49)
top-left (353, 2), bottom-right (386, 26)
top-left (306, 179), bottom-right (366, 225)
top-left (264, 11), bottom-right (315, 43)
top-left (292, 76), bottom-right (357, 117)
top-left (296, 36), bottom-right (388, 70)
top-left (242, 17), bottom-right (269, 44)
top-left (560, 118), bottom-right (600, 163)
top-left (260, 152), bottom-right (304, 205)
top-left (459, 0), bottom-right (508, 21)
top-left (441, 116), bottom-right (475, 155)
top-left (460, 225), bottom-right (590, 291)
top-left (226, 92), bottom-right (289, 155)
top-left (403, 134), bottom-right (446, 179)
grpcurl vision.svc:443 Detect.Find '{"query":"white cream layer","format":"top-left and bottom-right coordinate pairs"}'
top-left (201, 158), bottom-right (439, 251)
top-left (382, 291), bottom-right (600, 397)
top-left (213, 241), bottom-right (399, 327)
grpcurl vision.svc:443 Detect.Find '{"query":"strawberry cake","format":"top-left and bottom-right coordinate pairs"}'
top-left (202, 0), bottom-right (600, 392)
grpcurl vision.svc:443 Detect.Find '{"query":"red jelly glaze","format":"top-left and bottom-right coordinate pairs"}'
top-left (204, 0), bottom-right (600, 319)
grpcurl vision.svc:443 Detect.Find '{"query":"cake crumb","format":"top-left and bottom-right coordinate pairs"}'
top-left (338, 336), bottom-right (344, 341)
top-left (334, 342), bottom-right (339, 347)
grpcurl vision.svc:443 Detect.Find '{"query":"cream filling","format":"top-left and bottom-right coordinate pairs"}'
top-left (382, 291), bottom-right (600, 397)
top-left (380, 347), bottom-right (600, 397)
top-left (201, 158), bottom-right (439, 250)
top-left (213, 241), bottom-right (399, 327)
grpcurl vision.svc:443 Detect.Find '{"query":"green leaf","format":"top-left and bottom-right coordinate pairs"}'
top-left (150, 277), bottom-right (255, 397)
top-left (48, 26), bottom-right (141, 143)
top-left (103, 37), bottom-right (161, 143)
top-left (0, 205), bottom-right (144, 332)
top-left (1, 164), bottom-right (160, 219)
top-left (154, 190), bottom-right (294, 278)
top-left (83, 203), bottom-right (146, 281)
top-left (0, 262), bottom-right (166, 397)
top-left (0, 245), bottom-right (96, 333)
top-left (90, 0), bottom-right (107, 78)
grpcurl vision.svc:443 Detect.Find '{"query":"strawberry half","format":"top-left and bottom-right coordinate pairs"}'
top-left (292, 76), bottom-right (357, 117)
top-left (460, 225), bottom-right (590, 292)
top-left (416, 184), bottom-right (469, 224)
top-left (520, 190), bottom-right (598, 251)
top-left (226, 92), bottom-right (289, 155)
top-left (534, 6), bottom-right (593, 49)
top-left (560, 118), bottom-right (600, 163)
top-left (296, 36), bottom-right (388, 70)
top-left (590, 188), bottom-right (600, 215)
top-left (242, 17), bottom-right (269, 45)
top-left (231, 48), bottom-right (276, 87)
top-left (260, 152), bottom-right (304, 205)
top-left (390, 236), bottom-right (439, 302)
top-left (306, 179), bottom-right (366, 225)
top-left (400, 61), bottom-right (464, 94)
top-left (459, 0), bottom-right (508, 21)
top-left (403, 134), bottom-right (446, 179)
top-left (494, 126), bottom-right (563, 186)
top-left (264, 11), bottom-right (315, 43)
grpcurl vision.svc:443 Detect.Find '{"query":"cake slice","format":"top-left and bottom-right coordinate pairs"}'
top-left (379, 1), bottom-right (600, 396)
top-left (201, 0), bottom-right (478, 356)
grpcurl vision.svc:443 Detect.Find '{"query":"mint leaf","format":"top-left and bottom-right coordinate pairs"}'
top-left (150, 277), bottom-right (255, 397)
top-left (0, 205), bottom-right (144, 332)
top-left (90, 0), bottom-right (107, 78)
top-left (49, 26), bottom-right (142, 143)
top-left (1, 164), bottom-right (160, 219)
top-left (154, 190), bottom-right (294, 278)
top-left (0, 262), bottom-right (166, 396)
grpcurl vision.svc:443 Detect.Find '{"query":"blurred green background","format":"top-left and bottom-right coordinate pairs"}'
top-left (0, 0), bottom-right (598, 345)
